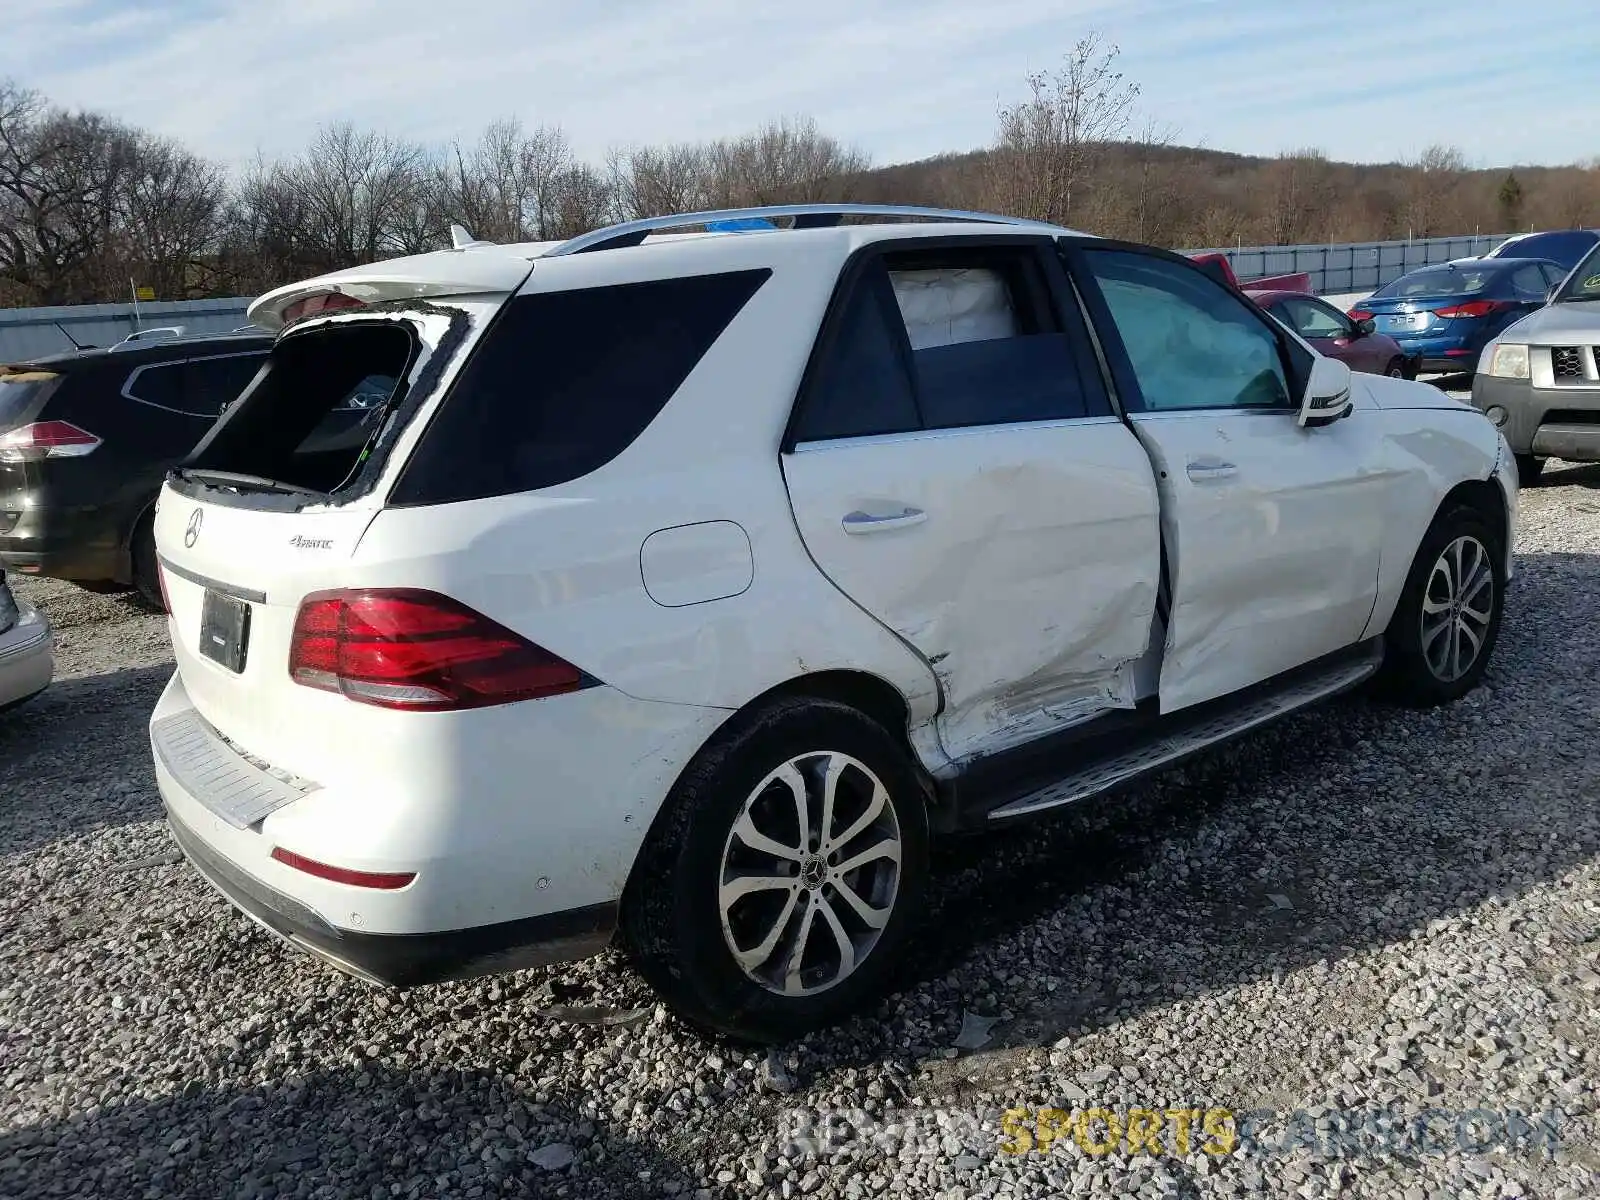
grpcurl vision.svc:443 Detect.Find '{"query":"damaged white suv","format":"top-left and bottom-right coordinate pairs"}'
top-left (149, 205), bottom-right (1517, 1041)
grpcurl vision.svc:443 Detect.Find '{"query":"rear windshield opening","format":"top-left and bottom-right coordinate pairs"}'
top-left (0, 369), bottom-right (64, 429)
top-left (184, 322), bottom-right (415, 496)
top-left (1374, 267), bottom-right (1488, 300)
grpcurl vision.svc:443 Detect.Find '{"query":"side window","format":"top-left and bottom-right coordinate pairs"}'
top-left (795, 267), bottom-right (920, 442)
top-left (1283, 298), bottom-right (1349, 339)
top-left (392, 269), bottom-right (771, 505)
top-left (124, 362), bottom-right (185, 412)
top-left (1510, 265), bottom-right (1548, 299)
top-left (183, 354), bottom-right (267, 417)
top-left (1082, 249), bottom-right (1299, 413)
top-left (1541, 263), bottom-right (1568, 289)
top-left (883, 247), bottom-right (1094, 430)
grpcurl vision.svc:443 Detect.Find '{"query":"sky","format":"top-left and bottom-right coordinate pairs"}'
top-left (3, 0), bottom-right (1596, 173)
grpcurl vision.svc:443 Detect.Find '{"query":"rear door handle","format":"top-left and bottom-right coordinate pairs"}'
top-left (842, 506), bottom-right (927, 534)
top-left (1186, 460), bottom-right (1238, 482)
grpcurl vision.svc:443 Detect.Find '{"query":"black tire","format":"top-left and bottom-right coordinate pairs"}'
top-left (1384, 358), bottom-right (1406, 379)
top-left (1514, 454), bottom-right (1545, 486)
top-left (620, 695), bottom-right (929, 1043)
top-left (130, 512), bottom-right (165, 612)
top-left (1376, 503), bottom-right (1505, 708)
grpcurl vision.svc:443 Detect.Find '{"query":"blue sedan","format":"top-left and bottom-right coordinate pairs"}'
top-left (1352, 257), bottom-right (1566, 374)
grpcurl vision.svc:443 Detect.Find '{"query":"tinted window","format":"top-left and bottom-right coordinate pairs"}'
top-left (1509, 265), bottom-right (1548, 298)
top-left (796, 269), bottom-right (919, 441)
top-left (1373, 266), bottom-right (1489, 299)
top-left (394, 269), bottom-right (770, 504)
top-left (1496, 231), bottom-right (1599, 270)
top-left (1085, 249), bottom-right (1295, 412)
top-left (127, 353), bottom-right (266, 418)
top-left (1541, 263), bottom-right (1568, 288)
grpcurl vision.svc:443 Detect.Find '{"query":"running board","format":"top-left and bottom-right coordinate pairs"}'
top-left (985, 645), bottom-right (1382, 823)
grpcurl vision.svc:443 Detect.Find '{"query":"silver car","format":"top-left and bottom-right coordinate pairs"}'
top-left (1474, 243), bottom-right (1600, 482)
top-left (0, 570), bottom-right (52, 711)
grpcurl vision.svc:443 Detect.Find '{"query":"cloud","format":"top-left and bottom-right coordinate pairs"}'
top-left (0, 0), bottom-right (1594, 172)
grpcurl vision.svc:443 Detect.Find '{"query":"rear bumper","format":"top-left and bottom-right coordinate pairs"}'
top-left (0, 603), bottom-right (52, 710)
top-left (165, 808), bottom-right (615, 987)
top-left (1393, 333), bottom-right (1486, 374)
top-left (0, 503), bottom-right (130, 584)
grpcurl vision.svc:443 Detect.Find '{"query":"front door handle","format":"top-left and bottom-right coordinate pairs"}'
top-left (1186, 460), bottom-right (1238, 482)
top-left (842, 506), bottom-right (927, 534)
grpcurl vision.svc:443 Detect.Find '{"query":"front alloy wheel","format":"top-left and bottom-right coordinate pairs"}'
top-left (1419, 535), bottom-right (1495, 683)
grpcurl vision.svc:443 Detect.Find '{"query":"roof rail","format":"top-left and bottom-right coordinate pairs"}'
top-left (544, 203), bottom-right (1059, 257)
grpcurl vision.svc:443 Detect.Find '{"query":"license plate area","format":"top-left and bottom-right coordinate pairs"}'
top-left (199, 589), bottom-right (251, 673)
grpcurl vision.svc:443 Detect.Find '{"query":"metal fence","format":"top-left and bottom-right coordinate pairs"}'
top-left (0, 297), bottom-right (253, 362)
top-left (1184, 233), bottom-right (1514, 295)
top-left (0, 229), bottom-right (1524, 361)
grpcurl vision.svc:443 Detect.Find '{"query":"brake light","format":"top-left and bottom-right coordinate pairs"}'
top-left (288, 588), bottom-right (591, 711)
top-left (0, 420), bottom-right (101, 462)
top-left (1434, 300), bottom-right (1509, 319)
top-left (270, 846), bottom-right (415, 890)
top-left (280, 291), bottom-right (366, 325)
top-left (1348, 309), bottom-right (1374, 321)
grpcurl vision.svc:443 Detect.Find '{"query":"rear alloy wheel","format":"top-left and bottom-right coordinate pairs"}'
top-left (622, 696), bottom-right (928, 1042)
top-left (1378, 504), bottom-right (1504, 707)
top-left (1385, 358), bottom-right (1406, 379)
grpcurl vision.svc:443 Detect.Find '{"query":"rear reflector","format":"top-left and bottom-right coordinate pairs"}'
top-left (281, 291), bottom-right (367, 324)
top-left (0, 420), bottom-right (101, 462)
top-left (270, 846), bottom-right (416, 890)
top-left (288, 588), bottom-right (592, 711)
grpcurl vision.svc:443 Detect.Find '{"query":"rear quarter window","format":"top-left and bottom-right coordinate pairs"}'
top-left (391, 269), bottom-right (771, 505)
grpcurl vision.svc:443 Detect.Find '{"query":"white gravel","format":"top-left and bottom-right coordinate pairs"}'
top-left (3, 465), bottom-right (1599, 1199)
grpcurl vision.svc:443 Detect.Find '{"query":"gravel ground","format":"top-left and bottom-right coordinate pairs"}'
top-left (3, 462), bottom-right (1599, 1200)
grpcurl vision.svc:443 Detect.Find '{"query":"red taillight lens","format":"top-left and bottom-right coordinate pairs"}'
top-left (1434, 300), bottom-right (1508, 319)
top-left (288, 588), bottom-right (590, 711)
top-left (1348, 309), bottom-right (1374, 321)
top-left (0, 420), bottom-right (101, 462)
top-left (270, 846), bottom-right (416, 890)
top-left (280, 291), bottom-right (366, 324)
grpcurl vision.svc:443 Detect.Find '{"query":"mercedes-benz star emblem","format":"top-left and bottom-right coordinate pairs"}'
top-left (183, 508), bottom-right (203, 549)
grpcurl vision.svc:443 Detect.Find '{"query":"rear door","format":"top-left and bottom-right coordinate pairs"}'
top-left (1068, 241), bottom-right (1386, 713)
top-left (781, 238), bottom-right (1162, 763)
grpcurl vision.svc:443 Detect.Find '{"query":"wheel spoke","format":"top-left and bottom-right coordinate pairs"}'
top-left (720, 872), bottom-right (799, 906)
top-left (833, 835), bottom-right (901, 878)
top-left (782, 895), bottom-right (820, 994)
top-left (1421, 615), bottom-right (1451, 652)
top-left (1421, 592), bottom-right (1451, 615)
top-left (814, 893), bottom-right (856, 981)
top-left (774, 762), bottom-right (812, 854)
top-left (831, 875), bottom-right (893, 930)
top-left (1457, 616), bottom-right (1483, 664)
top-left (829, 780), bottom-right (889, 852)
top-left (818, 754), bottom-right (849, 852)
top-left (730, 886), bottom-right (803, 973)
top-left (731, 810), bottom-right (803, 862)
top-left (1448, 620), bottom-right (1465, 681)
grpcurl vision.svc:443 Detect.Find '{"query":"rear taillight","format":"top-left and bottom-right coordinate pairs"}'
top-left (1348, 309), bottom-right (1374, 321)
top-left (287, 588), bottom-right (591, 711)
top-left (0, 420), bottom-right (101, 462)
top-left (1434, 300), bottom-right (1509, 319)
top-left (270, 846), bottom-right (415, 890)
top-left (280, 291), bottom-right (366, 324)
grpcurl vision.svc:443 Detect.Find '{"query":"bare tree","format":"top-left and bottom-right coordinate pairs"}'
top-left (1262, 148), bottom-right (1335, 245)
top-left (1404, 144), bottom-right (1466, 238)
top-left (116, 133), bottom-right (227, 297)
top-left (700, 117), bottom-right (870, 208)
top-left (608, 142), bottom-right (709, 220)
top-left (989, 33), bottom-right (1138, 224)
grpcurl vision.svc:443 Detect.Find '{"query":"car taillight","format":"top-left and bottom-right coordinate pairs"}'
top-left (280, 291), bottom-right (366, 324)
top-left (287, 588), bottom-right (591, 711)
top-left (0, 420), bottom-right (101, 462)
top-left (1434, 300), bottom-right (1509, 319)
top-left (1348, 309), bottom-right (1374, 321)
top-left (270, 847), bottom-right (415, 890)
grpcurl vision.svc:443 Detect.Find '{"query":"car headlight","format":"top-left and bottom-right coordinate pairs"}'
top-left (1486, 343), bottom-right (1530, 379)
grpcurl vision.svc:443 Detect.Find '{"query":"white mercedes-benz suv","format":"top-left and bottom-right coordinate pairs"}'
top-left (148, 205), bottom-right (1518, 1042)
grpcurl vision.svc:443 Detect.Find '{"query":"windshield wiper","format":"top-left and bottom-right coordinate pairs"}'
top-left (172, 468), bottom-right (322, 496)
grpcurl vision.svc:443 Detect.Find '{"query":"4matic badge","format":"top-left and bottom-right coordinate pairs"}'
top-left (289, 534), bottom-right (334, 550)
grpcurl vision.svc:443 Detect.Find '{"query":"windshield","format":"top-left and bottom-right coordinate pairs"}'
top-left (1372, 265), bottom-right (1491, 300)
top-left (1554, 244), bottom-right (1600, 303)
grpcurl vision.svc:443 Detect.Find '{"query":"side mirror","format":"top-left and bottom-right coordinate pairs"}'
top-left (1355, 317), bottom-right (1377, 336)
top-left (1299, 356), bottom-right (1353, 429)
